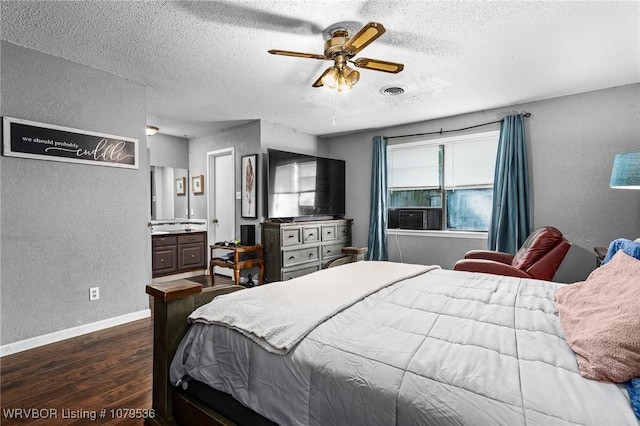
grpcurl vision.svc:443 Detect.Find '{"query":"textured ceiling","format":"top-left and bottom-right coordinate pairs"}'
top-left (2, 1), bottom-right (639, 138)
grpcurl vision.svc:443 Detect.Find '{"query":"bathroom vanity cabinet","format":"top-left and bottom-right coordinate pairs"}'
top-left (152, 231), bottom-right (207, 277)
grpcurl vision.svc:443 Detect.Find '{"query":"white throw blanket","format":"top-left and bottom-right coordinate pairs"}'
top-left (189, 261), bottom-right (438, 354)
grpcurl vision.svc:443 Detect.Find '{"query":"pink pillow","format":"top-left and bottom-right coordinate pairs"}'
top-left (555, 251), bottom-right (640, 383)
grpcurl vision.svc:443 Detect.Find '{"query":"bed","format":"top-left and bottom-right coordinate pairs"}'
top-left (146, 255), bottom-right (639, 426)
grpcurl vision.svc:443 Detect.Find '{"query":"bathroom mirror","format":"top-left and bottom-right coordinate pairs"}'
top-left (150, 166), bottom-right (190, 220)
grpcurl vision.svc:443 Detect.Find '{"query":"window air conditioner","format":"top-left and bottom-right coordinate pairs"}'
top-left (390, 208), bottom-right (442, 230)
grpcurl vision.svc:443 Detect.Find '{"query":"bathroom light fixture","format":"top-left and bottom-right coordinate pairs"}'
top-left (146, 125), bottom-right (159, 136)
top-left (610, 151), bottom-right (640, 189)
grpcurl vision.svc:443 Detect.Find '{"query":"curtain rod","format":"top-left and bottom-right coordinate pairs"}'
top-left (385, 112), bottom-right (531, 140)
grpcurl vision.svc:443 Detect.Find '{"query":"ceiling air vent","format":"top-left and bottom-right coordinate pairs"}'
top-left (380, 85), bottom-right (406, 96)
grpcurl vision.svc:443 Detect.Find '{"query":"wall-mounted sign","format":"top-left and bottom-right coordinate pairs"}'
top-left (2, 116), bottom-right (138, 169)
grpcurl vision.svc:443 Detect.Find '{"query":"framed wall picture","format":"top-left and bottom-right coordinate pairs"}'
top-left (192, 174), bottom-right (204, 195)
top-left (241, 154), bottom-right (258, 218)
top-left (3, 116), bottom-right (138, 169)
top-left (175, 177), bottom-right (186, 196)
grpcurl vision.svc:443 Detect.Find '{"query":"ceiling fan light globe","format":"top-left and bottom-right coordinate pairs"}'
top-left (321, 67), bottom-right (339, 89)
top-left (343, 68), bottom-right (360, 88)
top-left (337, 74), bottom-right (347, 92)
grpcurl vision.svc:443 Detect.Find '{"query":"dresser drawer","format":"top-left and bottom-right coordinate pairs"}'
top-left (337, 224), bottom-right (351, 239)
top-left (282, 264), bottom-right (320, 281)
top-left (282, 246), bottom-right (319, 267)
top-left (281, 228), bottom-right (302, 246)
top-left (302, 226), bottom-right (320, 244)
top-left (152, 235), bottom-right (177, 247)
top-left (152, 246), bottom-right (177, 275)
top-left (322, 242), bottom-right (347, 260)
top-left (178, 233), bottom-right (205, 244)
top-left (321, 224), bottom-right (337, 241)
top-left (178, 243), bottom-right (205, 269)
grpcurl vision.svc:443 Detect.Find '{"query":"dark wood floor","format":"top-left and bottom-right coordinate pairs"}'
top-left (1, 274), bottom-right (233, 425)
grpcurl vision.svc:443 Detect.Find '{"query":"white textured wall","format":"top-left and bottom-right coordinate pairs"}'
top-left (1, 42), bottom-right (150, 345)
top-left (326, 84), bottom-right (640, 283)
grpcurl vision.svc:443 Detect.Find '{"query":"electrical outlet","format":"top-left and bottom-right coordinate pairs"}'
top-left (89, 287), bottom-right (99, 301)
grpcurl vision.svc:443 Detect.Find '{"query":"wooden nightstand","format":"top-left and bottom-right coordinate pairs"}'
top-left (594, 246), bottom-right (608, 267)
top-left (210, 244), bottom-right (264, 286)
top-left (342, 246), bottom-right (368, 262)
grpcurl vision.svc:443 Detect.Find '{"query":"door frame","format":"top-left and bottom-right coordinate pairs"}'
top-left (206, 147), bottom-right (235, 275)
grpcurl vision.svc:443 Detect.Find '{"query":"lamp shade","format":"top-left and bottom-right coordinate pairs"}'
top-left (610, 152), bottom-right (640, 189)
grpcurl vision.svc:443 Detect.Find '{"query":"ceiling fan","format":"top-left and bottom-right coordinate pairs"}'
top-left (268, 22), bottom-right (404, 92)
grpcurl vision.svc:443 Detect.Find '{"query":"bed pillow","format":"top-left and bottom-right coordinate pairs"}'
top-left (555, 250), bottom-right (640, 383)
top-left (601, 238), bottom-right (640, 265)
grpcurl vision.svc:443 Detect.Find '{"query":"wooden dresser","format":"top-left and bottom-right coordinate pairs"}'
top-left (261, 219), bottom-right (353, 283)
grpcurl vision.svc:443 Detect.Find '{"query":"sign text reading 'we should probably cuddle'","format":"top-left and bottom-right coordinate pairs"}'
top-left (3, 117), bottom-right (138, 169)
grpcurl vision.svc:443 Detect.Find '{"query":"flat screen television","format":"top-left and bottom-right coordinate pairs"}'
top-left (267, 149), bottom-right (345, 219)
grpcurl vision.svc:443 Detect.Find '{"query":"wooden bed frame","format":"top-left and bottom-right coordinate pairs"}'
top-left (145, 248), bottom-right (367, 426)
top-left (145, 280), bottom-right (243, 426)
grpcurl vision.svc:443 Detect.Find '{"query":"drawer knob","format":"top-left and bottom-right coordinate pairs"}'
top-left (191, 254), bottom-right (195, 258)
top-left (308, 253), bottom-right (313, 257)
top-left (289, 256), bottom-right (295, 260)
top-left (161, 259), bottom-right (165, 263)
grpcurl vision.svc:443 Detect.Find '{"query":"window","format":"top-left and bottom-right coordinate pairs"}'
top-left (387, 131), bottom-right (499, 232)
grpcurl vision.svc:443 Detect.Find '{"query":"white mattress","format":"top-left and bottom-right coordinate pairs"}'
top-left (170, 267), bottom-right (638, 425)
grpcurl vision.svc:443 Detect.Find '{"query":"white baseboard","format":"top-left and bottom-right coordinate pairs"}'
top-left (0, 309), bottom-right (151, 357)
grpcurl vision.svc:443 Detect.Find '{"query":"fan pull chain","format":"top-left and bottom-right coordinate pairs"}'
top-left (332, 90), bottom-right (337, 126)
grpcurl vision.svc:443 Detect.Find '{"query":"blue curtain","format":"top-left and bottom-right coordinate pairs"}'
top-left (488, 114), bottom-right (531, 254)
top-left (367, 136), bottom-right (388, 260)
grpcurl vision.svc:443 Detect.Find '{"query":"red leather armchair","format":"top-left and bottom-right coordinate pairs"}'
top-left (453, 227), bottom-right (571, 281)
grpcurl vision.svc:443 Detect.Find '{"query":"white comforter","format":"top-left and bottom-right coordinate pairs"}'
top-left (170, 265), bottom-right (638, 425)
top-left (188, 261), bottom-right (437, 354)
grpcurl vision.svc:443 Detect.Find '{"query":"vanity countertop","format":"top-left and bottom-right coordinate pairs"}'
top-left (151, 229), bottom-right (206, 236)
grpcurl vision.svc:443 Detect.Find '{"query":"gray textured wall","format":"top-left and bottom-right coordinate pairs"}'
top-left (326, 84), bottom-right (640, 283)
top-left (188, 120), bottom-right (261, 234)
top-left (149, 133), bottom-right (189, 169)
top-left (187, 120), bottom-right (323, 242)
top-left (0, 42), bottom-right (150, 345)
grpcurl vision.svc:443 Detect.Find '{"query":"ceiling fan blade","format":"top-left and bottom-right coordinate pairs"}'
top-left (312, 67), bottom-right (334, 87)
top-left (175, 2), bottom-right (323, 36)
top-left (353, 57), bottom-right (404, 74)
top-left (343, 22), bottom-right (386, 55)
top-left (268, 49), bottom-right (327, 60)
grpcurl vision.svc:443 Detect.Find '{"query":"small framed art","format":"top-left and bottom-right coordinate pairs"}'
top-left (192, 174), bottom-right (204, 195)
top-left (241, 154), bottom-right (258, 218)
top-left (175, 177), bottom-right (186, 196)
